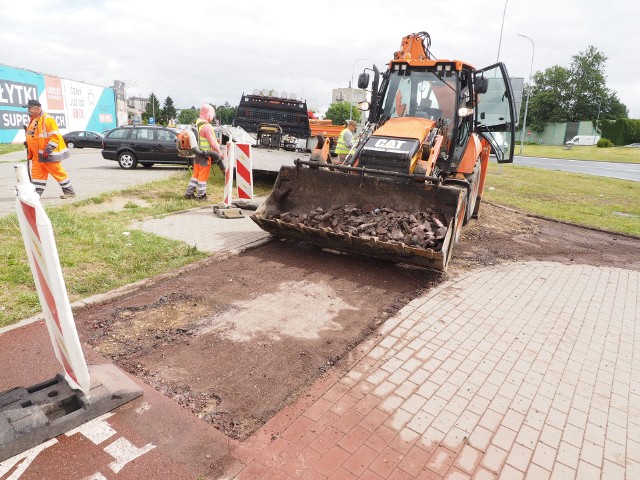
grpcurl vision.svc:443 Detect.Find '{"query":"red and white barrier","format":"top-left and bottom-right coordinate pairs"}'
top-left (223, 142), bottom-right (235, 207)
top-left (222, 143), bottom-right (254, 206)
top-left (234, 143), bottom-right (253, 200)
top-left (14, 164), bottom-right (90, 392)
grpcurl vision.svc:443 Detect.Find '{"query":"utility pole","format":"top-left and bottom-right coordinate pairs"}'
top-left (496, 0), bottom-right (509, 62)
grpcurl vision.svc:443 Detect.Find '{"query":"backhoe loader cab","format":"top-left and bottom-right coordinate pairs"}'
top-left (251, 32), bottom-right (517, 271)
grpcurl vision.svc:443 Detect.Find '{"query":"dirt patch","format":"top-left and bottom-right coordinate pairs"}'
top-left (74, 202), bottom-right (640, 441)
top-left (75, 243), bottom-right (440, 440)
top-left (451, 203), bottom-right (640, 273)
top-left (78, 197), bottom-right (151, 213)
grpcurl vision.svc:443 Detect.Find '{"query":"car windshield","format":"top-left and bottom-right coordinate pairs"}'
top-left (381, 70), bottom-right (457, 123)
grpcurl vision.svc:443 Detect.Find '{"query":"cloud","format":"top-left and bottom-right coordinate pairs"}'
top-left (2, 0), bottom-right (638, 117)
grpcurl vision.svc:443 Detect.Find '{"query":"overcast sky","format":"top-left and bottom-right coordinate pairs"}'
top-left (3, 0), bottom-right (638, 118)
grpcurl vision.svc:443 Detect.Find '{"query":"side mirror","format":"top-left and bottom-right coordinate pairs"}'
top-left (476, 77), bottom-right (489, 94)
top-left (357, 73), bottom-right (370, 89)
top-left (357, 101), bottom-right (370, 112)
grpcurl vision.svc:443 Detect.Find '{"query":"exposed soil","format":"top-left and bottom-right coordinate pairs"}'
top-left (73, 202), bottom-right (640, 441)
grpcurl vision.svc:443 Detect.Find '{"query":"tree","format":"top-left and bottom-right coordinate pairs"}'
top-left (161, 96), bottom-right (177, 124)
top-left (178, 107), bottom-right (198, 125)
top-left (214, 102), bottom-right (236, 125)
top-left (142, 93), bottom-right (161, 124)
top-left (523, 45), bottom-right (628, 131)
top-left (325, 102), bottom-right (361, 126)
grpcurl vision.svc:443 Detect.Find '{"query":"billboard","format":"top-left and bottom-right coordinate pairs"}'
top-left (0, 64), bottom-right (119, 144)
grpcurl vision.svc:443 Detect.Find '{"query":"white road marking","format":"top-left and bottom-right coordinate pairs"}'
top-left (105, 437), bottom-right (156, 474)
top-left (64, 412), bottom-right (116, 445)
top-left (0, 438), bottom-right (58, 479)
top-left (83, 473), bottom-right (108, 480)
top-left (135, 402), bottom-right (151, 414)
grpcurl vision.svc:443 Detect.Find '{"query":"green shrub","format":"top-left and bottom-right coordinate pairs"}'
top-left (597, 138), bottom-right (613, 148)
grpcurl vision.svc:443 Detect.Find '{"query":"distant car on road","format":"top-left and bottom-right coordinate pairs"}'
top-left (101, 125), bottom-right (190, 169)
top-left (624, 143), bottom-right (640, 148)
top-left (63, 131), bottom-right (104, 149)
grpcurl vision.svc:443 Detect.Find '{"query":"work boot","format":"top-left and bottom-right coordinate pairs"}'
top-left (195, 194), bottom-right (208, 202)
top-left (184, 193), bottom-right (195, 199)
top-left (60, 186), bottom-right (76, 199)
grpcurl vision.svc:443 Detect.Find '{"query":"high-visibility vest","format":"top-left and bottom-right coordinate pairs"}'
top-left (335, 127), bottom-right (351, 155)
top-left (26, 113), bottom-right (70, 163)
top-left (196, 119), bottom-right (213, 150)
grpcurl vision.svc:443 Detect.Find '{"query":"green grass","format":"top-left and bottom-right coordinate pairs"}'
top-left (484, 162), bottom-right (640, 236)
top-left (519, 144), bottom-right (640, 163)
top-left (0, 170), bottom-right (274, 327)
top-left (0, 144), bottom-right (25, 155)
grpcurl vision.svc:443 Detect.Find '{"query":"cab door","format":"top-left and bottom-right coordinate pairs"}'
top-left (474, 63), bottom-right (516, 163)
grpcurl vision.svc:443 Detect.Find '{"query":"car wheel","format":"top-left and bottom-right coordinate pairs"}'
top-left (67, 141), bottom-right (75, 149)
top-left (117, 151), bottom-right (138, 169)
top-left (141, 162), bottom-right (154, 168)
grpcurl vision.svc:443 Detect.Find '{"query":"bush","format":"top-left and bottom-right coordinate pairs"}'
top-left (597, 138), bottom-right (613, 148)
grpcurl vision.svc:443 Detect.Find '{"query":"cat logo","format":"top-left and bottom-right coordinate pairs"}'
top-left (374, 139), bottom-right (407, 150)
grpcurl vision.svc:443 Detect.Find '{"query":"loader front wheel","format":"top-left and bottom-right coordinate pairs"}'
top-left (463, 158), bottom-right (481, 225)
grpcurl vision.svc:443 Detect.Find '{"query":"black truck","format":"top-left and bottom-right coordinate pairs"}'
top-left (232, 93), bottom-right (311, 147)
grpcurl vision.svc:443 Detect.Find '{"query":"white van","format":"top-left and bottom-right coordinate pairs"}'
top-left (565, 135), bottom-right (600, 146)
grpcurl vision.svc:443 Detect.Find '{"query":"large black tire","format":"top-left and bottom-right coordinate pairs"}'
top-left (463, 158), bottom-right (481, 225)
top-left (117, 151), bottom-right (138, 169)
top-left (67, 141), bottom-right (75, 149)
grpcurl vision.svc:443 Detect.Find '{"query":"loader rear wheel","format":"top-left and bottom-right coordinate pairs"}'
top-left (463, 158), bottom-right (481, 225)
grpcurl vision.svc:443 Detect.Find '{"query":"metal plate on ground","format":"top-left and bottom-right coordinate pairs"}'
top-left (0, 363), bottom-right (143, 462)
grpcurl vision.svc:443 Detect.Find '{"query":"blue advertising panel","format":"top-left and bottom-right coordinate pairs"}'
top-left (0, 64), bottom-right (118, 144)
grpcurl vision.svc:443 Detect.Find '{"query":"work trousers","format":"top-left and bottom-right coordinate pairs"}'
top-left (31, 159), bottom-right (73, 195)
top-left (185, 157), bottom-right (212, 197)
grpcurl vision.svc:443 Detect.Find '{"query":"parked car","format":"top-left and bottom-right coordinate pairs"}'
top-left (63, 130), bottom-right (104, 149)
top-left (101, 126), bottom-right (188, 169)
top-left (624, 143), bottom-right (640, 148)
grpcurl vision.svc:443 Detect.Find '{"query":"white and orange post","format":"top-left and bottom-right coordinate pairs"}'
top-left (14, 164), bottom-right (90, 393)
top-left (234, 143), bottom-right (253, 200)
top-left (222, 142), bottom-right (254, 206)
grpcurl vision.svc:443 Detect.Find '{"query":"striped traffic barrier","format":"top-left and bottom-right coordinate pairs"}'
top-left (14, 164), bottom-right (90, 393)
top-left (234, 143), bottom-right (253, 200)
top-left (223, 142), bottom-right (235, 207)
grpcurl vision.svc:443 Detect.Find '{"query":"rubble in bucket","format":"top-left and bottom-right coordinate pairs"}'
top-left (265, 204), bottom-right (449, 250)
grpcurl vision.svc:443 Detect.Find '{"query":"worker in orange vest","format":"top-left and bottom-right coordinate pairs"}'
top-left (24, 99), bottom-right (76, 198)
top-left (184, 104), bottom-right (224, 200)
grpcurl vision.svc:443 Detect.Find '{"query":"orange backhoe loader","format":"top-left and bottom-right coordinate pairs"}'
top-left (251, 32), bottom-right (517, 270)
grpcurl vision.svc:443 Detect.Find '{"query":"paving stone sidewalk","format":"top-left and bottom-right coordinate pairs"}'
top-left (219, 262), bottom-right (638, 480)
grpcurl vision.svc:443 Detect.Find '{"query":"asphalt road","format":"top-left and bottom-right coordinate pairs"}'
top-left (513, 154), bottom-right (640, 182)
top-left (0, 149), bottom-right (187, 218)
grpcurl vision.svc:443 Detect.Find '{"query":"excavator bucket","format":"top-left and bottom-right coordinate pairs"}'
top-left (251, 165), bottom-right (466, 270)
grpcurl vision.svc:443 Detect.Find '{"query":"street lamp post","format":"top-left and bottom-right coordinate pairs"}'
top-left (496, 0), bottom-right (509, 62)
top-left (518, 34), bottom-right (534, 155)
top-left (350, 58), bottom-right (368, 120)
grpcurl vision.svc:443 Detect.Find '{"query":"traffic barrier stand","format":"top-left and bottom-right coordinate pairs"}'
top-left (214, 142), bottom-right (244, 219)
top-left (0, 165), bottom-right (143, 463)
